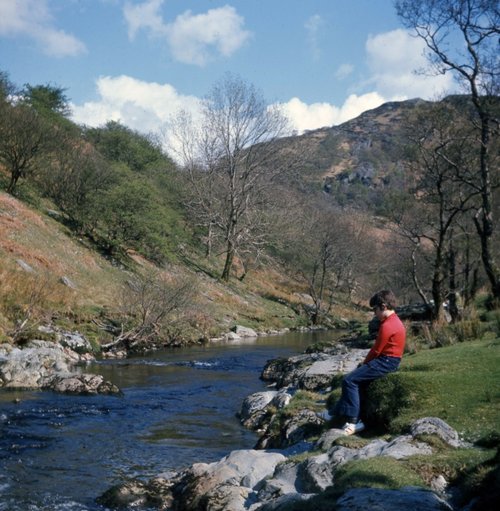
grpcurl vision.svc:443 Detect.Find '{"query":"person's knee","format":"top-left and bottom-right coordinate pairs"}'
top-left (342, 375), bottom-right (357, 389)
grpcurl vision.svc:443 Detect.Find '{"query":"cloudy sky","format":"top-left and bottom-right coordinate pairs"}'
top-left (0, 0), bottom-right (456, 138)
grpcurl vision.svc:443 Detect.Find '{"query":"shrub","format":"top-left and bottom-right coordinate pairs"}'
top-left (363, 372), bottom-right (418, 432)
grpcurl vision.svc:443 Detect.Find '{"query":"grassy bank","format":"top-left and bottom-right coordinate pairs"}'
top-left (289, 327), bottom-right (500, 510)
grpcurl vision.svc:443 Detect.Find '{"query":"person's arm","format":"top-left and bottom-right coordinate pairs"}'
top-left (363, 323), bottom-right (390, 364)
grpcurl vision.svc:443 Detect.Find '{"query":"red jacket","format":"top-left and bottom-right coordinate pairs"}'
top-left (364, 312), bottom-right (406, 364)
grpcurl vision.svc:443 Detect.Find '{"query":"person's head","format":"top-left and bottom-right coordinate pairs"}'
top-left (369, 290), bottom-right (397, 319)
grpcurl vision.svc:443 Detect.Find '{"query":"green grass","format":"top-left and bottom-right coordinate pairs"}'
top-left (392, 338), bottom-right (500, 441)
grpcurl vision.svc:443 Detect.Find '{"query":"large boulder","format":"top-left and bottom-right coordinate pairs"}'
top-left (410, 417), bottom-right (466, 448)
top-left (0, 340), bottom-right (118, 395)
top-left (177, 449), bottom-right (286, 511)
top-left (0, 340), bottom-right (78, 388)
top-left (327, 435), bottom-right (433, 467)
top-left (335, 487), bottom-right (452, 511)
top-left (261, 347), bottom-right (369, 391)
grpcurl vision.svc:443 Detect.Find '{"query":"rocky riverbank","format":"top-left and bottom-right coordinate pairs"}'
top-left (0, 328), bottom-right (120, 395)
top-left (98, 333), bottom-right (487, 511)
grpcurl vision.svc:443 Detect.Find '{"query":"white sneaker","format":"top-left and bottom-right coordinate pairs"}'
top-left (342, 420), bottom-right (365, 435)
top-left (317, 410), bottom-right (333, 421)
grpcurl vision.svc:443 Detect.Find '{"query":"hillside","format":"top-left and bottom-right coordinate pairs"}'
top-left (0, 191), bottom-right (360, 347)
top-left (285, 98), bottom-right (425, 190)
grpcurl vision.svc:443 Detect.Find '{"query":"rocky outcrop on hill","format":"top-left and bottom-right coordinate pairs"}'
top-left (0, 335), bottom-right (120, 395)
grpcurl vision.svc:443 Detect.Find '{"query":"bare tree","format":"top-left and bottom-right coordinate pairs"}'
top-left (393, 101), bottom-right (482, 321)
top-left (100, 270), bottom-right (194, 353)
top-left (287, 206), bottom-right (367, 324)
top-left (169, 74), bottom-right (301, 281)
top-left (396, 0), bottom-right (500, 298)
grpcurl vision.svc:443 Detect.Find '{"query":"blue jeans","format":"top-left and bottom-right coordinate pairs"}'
top-left (333, 356), bottom-right (401, 420)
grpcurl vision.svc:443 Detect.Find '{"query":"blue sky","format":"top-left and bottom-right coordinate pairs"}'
top-left (0, 0), bottom-right (455, 137)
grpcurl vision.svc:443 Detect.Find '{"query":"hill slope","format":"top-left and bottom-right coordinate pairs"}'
top-left (0, 191), bottom-right (344, 346)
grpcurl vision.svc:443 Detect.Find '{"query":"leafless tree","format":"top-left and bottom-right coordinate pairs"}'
top-left (396, 0), bottom-right (500, 299)
top-left (100, 270), bottom-right (194, 353)
top-left (393, 101), bottom-right (483, 321)
top-left (287, 206), bottom-right (368, 324)
top-left (169, 74), bottom-right (304, 281)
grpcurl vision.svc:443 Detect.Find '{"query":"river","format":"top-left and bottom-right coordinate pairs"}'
top-left (0, 330), bottom-right (339, 510)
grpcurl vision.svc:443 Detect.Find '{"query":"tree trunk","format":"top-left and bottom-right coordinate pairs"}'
top-left (474, 112), bottom-right (500, 300)
top-left (221, 241), bottom-right (235, 281)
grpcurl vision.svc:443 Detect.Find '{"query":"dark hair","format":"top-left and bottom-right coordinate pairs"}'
top-left (369, 290), bottom-right (397, 310)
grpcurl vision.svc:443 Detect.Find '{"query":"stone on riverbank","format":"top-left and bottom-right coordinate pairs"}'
top-left (51, 373), bottom-right (121, 395)
top-left (0, 338), bottom-right (119, 395)
top-left (176, 449), bottom-right (286, 511)
top-left (335, 487), bottom-right (453, 511)
top-left (261, 347), bottom-right (369, 391)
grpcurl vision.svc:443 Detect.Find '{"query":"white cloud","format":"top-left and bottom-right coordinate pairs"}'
top-left (0, 0), bottom-right (86, 57)
top-left (123, 0), bottom-right (251, 66)
top-left (305, 14), bottom-right (323, 61)
top-left (71, 75), bottom-right (201, 135)
top-left (278, 92), bottom-right (386, 133)
top-left (279, 28), bottom-right (457, 134)
top-left (365, 29), bottom-right (454, 100)
top-left (123, 0), bottom-right (164, 40)
top-left (336, 63), bottom-right (354, 80)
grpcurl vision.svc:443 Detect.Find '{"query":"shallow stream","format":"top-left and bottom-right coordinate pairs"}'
top-left (0, 330), bottom-right (340, 510)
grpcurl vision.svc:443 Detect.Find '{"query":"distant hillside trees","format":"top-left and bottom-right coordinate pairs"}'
top-left (0, 99), bottom-right (49, 194)
top-left (170, 74), bottom-right (300, 281)
top-left (0, 81), bottom-right (76, 194)
top-left (86, 121), bottom-right (168, 174)
top-left (39, 138), bottom-right (112, 232)
top-left (394, 102), bottom-right (485, 321)
top-left (396, 0), bottom-right (500, 299)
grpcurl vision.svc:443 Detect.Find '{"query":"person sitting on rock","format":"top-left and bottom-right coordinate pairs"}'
top-left (319, 289), bottom-right (406, 435)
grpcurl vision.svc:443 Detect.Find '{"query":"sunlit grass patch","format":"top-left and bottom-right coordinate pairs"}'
top-left (363, 338), bottom-right (500, 442)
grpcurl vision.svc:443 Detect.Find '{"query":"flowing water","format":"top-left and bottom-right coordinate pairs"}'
top-left (0, 330), bottom-right (340, 510)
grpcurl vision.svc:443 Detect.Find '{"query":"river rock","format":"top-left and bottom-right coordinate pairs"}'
top-left (240, 391), bottom-right (278, 421)
top-left (98, 475), bottom-right (178, 510)
top-left (256, 460), bottom-right (301, 502)
top-left (233, 326), bottom-right (258, 338)
top-left (58, 330), bottom-right (93, 355)
top-left (261, 348), bottom-right (369, 391)
top-left (256, 493), bottom-right (313, 511)
top-left (335, 487), bottom-right (453, 511)
top-left (410, 417), bottom-right (464, 448)
top-left (0, 340), bottom-right (118, 395)
top-left (51, 374), bottom-right (121, 395)
top-left (0, 341), bottom-right (76, 388)
top-left (177, 449), bottom-right (286, 510)
top-left (298, 452), bottom-right (334, 492)
top-left (315, 428), bottom-right (352, 450)
top-left (327, 435), bottom-right (433, 466)
top-left (263, 409), bottom-right (323, 449)
top-left (240, 388), bottom-right (295, 431)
